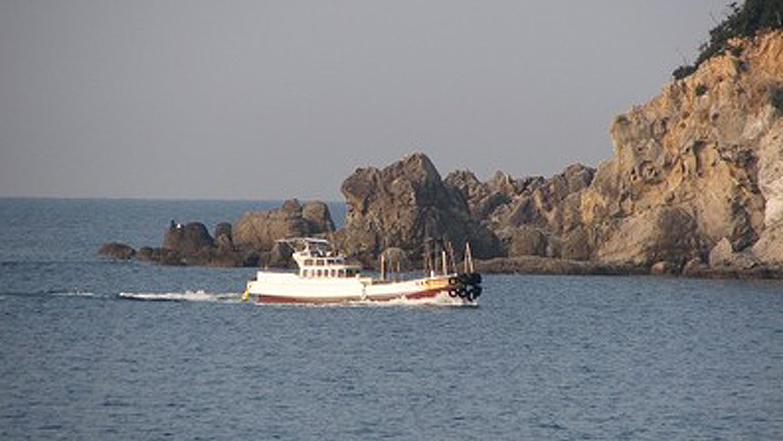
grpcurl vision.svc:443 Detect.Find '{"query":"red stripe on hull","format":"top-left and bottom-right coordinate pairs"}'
top-left (252, 288), bottom-right (446, 304)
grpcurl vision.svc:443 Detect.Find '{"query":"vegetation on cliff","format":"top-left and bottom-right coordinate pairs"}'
top-left (674, 0), bottom-right (783, 79)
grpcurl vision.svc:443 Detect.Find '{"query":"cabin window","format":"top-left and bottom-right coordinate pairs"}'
top-left (316, 259), bottom-right (324, 266)
top-left (317, 269), bottom-right (323, 277)
top-left (304, 259), bottom-right (314, 266)
top-left (338, 269), bottom-right (345, 277)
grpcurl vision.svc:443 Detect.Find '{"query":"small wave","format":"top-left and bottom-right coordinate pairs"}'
top-left (119, 291), bottom-right (241, 303)
top-left (50, 290), bottom-right (101, 298)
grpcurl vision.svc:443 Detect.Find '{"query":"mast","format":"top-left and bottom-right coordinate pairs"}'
top-left (465, 242), bottom-right (474, 273)
top-left (380, 253), bottom-right (386, 281)
top-left (441, 250), bottom-right (448, 275)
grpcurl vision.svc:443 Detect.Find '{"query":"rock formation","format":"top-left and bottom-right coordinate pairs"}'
top-left (581, 30), bottom-right (783, 274)
top-left (100, 199), bottom-right (335, 267)
top-left (98, 242), bottom-right (136, 260)
top-left (340, 153), bottom-right (502, 266)
top-left (449, 30), bottom-right (783, 277)
top-left (233, 199), bottom-right (335, 254)
top-left (446, 164), bottom-right (596, 260)
top-left (101, 30), bottom-right (783, 278)
top-left (163, 221), bottom-right (215, 255)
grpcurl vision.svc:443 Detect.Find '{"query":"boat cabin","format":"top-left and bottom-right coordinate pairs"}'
top-left (285, 238), bottom-right (362, 279)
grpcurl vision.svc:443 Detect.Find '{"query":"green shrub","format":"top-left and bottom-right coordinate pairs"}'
top-left (673, 64), bottom-right (697, 80)
top-left (673, 0), bottom-right (783, 80)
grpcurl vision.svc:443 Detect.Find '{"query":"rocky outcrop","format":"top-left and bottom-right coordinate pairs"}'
top-left (99, 242), bottom-right (136, 260)
top-left (163, 221), bottom-right (215, 255)
top-left (445, 164), bottom-right (595, 260)
top-left (473, 256), bottom-right (645, 276)
top-left (147, 221), bottom-right (248, 267)
top-left (102, 200), bottom-right (335, 268)
top-left (233, 199), bottom-right (335, 252)
top-left (340, 153), bottom-right (502, 266)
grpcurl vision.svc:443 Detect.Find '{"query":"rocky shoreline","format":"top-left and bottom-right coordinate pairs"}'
top-left (102, 30), bottom-right (783, 279)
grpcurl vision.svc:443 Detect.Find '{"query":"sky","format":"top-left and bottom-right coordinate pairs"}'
top-left (0, 0), bottom-right (732, 200)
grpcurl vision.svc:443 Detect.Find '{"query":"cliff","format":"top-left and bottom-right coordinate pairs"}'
top-left (447, 30), bottom-right (783, 276)
top-left (584, 30), bottom-right (783, 272)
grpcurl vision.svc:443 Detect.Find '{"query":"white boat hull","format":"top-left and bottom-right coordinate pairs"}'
top-left (246, 272), bottom-right (477, 304)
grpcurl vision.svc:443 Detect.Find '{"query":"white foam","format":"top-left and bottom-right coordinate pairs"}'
top-left (354, 292), bottom-right (477, 307)
top-left (265, 292), bottom-right (477, 308)
top-left (119, 290), bottom-right (241, 303)
top-left (51, 291), bottom-right (100, 298)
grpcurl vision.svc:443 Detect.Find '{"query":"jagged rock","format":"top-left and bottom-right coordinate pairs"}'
top-left (261, 241), bottom-right (295, 268)
top-left (444, 170), bottom-right (506, 219)
top-left (507, 226), bottom-right (549, 257)
top-left (682, 257), bottom-right (710, 277)
top-left (302, 201), bottom-right (336, 233)
top-left (709, 237), bottom-right (735, 266)
top-left (215, 222), bottom-right (233, 251)
top-left (136, 246), bottom-right (184, 266)
top-left (99, 243), bottom-right (136, 260)
top-left (650, 261), bottom-right (680, 276)
top-left (341, 152), bottom-right (502, 266)
top-left (446, 163), bottom-right (595, 259)
top-left (709, 237), bottom-right (759, 269)
top-left (474, 256), bottom-right (646, 276)
top-left (163, 221), bottom-right (215, 255)
top-left (233, 199), bottom-right (335, 252)
top-left (215, 222), bottom-right (232, 240)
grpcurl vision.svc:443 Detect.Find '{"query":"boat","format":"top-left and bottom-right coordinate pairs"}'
top-left (243, 238), bottom-right (482, 305)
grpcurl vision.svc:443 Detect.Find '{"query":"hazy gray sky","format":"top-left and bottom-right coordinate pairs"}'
top-left (1, 0), bottom-right (730, 200)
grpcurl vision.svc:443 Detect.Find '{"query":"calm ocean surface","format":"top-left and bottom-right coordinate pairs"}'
top-left (1, 198), bottom-right (782, 440)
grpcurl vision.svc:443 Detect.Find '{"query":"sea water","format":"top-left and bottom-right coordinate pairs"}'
top-left (1, 199), bottom-right (782, 440)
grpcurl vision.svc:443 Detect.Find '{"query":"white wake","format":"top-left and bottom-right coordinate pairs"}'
top-left (119, 290), bottom-right (242, 303)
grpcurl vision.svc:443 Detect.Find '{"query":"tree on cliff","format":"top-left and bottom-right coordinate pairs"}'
top-left (674, 0), bottom-right (783, 79)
